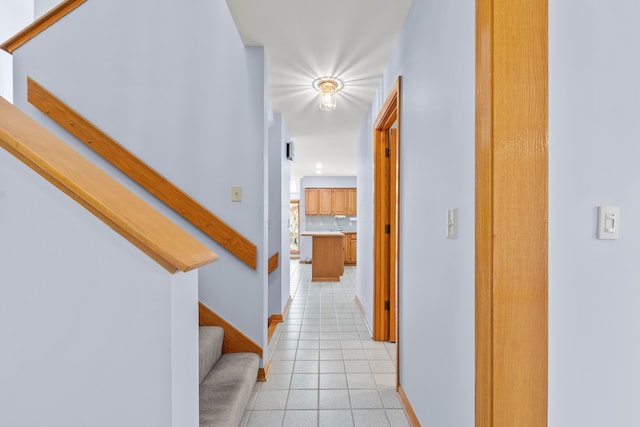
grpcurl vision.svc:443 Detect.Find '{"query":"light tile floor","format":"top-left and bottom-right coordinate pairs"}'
top-left (241, 262), bottom-right (410, 427)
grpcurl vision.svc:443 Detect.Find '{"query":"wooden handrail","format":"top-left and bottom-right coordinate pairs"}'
top-left (268, 252), bottom-right (279, 275)
top-left (198, 302), bottom-right (262, 357)
top-left (0, 97), bottom-right (218, 273)
top-left (28, 78), bottom-right (258, 270)
top-left (0, 0), bottom-right (86, 54)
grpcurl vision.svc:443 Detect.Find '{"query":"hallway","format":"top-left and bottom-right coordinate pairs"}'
top-left (242, 262), bottom-right (409, 426)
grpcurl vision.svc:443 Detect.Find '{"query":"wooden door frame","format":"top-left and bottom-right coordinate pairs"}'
top-left (476, 0), bottom-right (548, 425)
top-left (373, 77), bottom-right (401, 348)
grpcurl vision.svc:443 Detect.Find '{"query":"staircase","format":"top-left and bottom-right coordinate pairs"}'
top-left (199, 326), bottom-right (259, 426)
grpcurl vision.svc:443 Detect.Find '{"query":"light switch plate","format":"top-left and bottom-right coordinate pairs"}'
top-left (598, 206), bottom-right (619, 240)
top-left (231, 186), bottom-right (242, 202)
top-left (447, 208), bottom-right (458, 239)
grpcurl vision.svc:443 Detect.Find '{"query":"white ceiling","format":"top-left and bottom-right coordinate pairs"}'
top-left (225, 0), bottom-right (412, 182)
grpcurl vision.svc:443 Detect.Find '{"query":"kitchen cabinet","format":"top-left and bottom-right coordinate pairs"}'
top-left (305, 187), bottom-right (357, 216)
top-left (346, 188), bottom-right (357, 215)
top-left (305, 188), bottom-right (319, 215)
top-left (318, 189), bottom-right (333, 215)
top-left (332, 189), bottom-right (347, 215)
top-left (343, 232), bottom-right (357, 265)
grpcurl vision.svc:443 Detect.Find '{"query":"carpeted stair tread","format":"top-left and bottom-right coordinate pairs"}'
top-left (199, 326), bottom-right (224, 384)
top-left (200, 352), bottom-right (260, 427)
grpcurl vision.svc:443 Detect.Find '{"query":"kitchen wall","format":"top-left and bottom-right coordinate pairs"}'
top-left (298, 175), bottom-right (357, 261)
top-left (356, 0), bottom-right (475, 424)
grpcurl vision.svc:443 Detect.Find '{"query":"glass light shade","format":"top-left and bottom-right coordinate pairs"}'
top-left (318, 80), bottom-right (337, 111)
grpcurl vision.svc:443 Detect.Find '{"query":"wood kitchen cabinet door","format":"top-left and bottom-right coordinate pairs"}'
top-left (346, 188), bottom-right (357, 216)
top-left (349, 234), bottom-right (357, 264)
top-left (343, 233), bottom-right (357, 265)
top-left (305, 188), bottom-right (319, 215)
top-left (332, 188), bottom-right (347, 215)
top-left (343, 234), bottom-right (349, 263)
top-left (318, 189), bottom-right (333, 215)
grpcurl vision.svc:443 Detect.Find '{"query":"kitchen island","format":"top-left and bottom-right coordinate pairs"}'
top-left (300, 231), bottom-right (345, 282)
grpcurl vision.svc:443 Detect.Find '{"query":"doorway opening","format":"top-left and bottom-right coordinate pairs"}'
top-left (289, 199), bottom-right (300, 258)
top-left (373, 77), bottom-right (401, 351)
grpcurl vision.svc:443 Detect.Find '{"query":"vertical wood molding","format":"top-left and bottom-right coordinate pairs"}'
top-left (373, 77), bottom-right (401, 342)
top-left (476, 0), bottom-right (548, 426)
top-left (0, 0), bottom-right (86, 54)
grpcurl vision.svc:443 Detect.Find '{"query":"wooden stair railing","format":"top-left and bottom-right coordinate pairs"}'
top-left (0, 0), bottom-right (86, 54)
top-left (0, 96), bottom-right (217, 273)
top-left (27, 77), bottom-right (258, 270)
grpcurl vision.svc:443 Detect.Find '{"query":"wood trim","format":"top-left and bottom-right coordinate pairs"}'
top-left (268, 252), bottom-right (279, 275)
top-left (27, 78), bottom-right (258, 270)
top-left (257, 360), bottom-right (271, 382)
top-left (397, 385), bottom-right (421, 427)
top-left (198, 301), bottom-right (263, 357)
top-left (0, 97), bottom-right (217, 273)
top-left (0, 0), bottom-right (86, 54)
top-left (373, 77), bottom-right (401, 342)
top-left (476, 0), bottom-right (548, 425)
top-left (374, 79), bottom-right (400, 130)
top-left (475, 0), bottom-right (494, 422)
top-left (389, 128), bottom-right (398, 343)
top-left (267, 314), bottom-right (284, 344)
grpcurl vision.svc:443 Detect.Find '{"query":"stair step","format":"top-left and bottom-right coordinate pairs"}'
top-left (200, 352), bottom-right (260, 427)
top-left (199, 326), bottom-right (224, 384)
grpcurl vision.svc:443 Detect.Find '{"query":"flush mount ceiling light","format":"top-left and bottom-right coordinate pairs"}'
top-left (312, 77), bottom-right (344, 112)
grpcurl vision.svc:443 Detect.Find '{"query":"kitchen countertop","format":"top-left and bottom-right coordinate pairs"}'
top-left (300, 231), bottom-right (345, 237)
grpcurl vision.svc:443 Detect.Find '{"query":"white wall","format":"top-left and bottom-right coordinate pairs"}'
top-left (549, 1), bottom-right (640, 425)
top-left (280, 121), bottom-right (292, 312)
top-left (34, 0), bottom-right (60, 18)
top-left (0, 142), bottom-right (198, 426)
top-left (356, 0), bottom-right (475, 424)
top-left (0, 0), bottom-right (34, 102)
top-left (10, 0), bottom-right (269, 349)
top-left (268, 112), bottom-right (283, 317)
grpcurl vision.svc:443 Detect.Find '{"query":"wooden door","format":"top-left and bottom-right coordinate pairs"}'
top-left (318, 188), bottom-right (333, 215)
top-left (332, 188), bottom-right (347, 215)
top-left (305, 188), bottom-right (319, 215)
